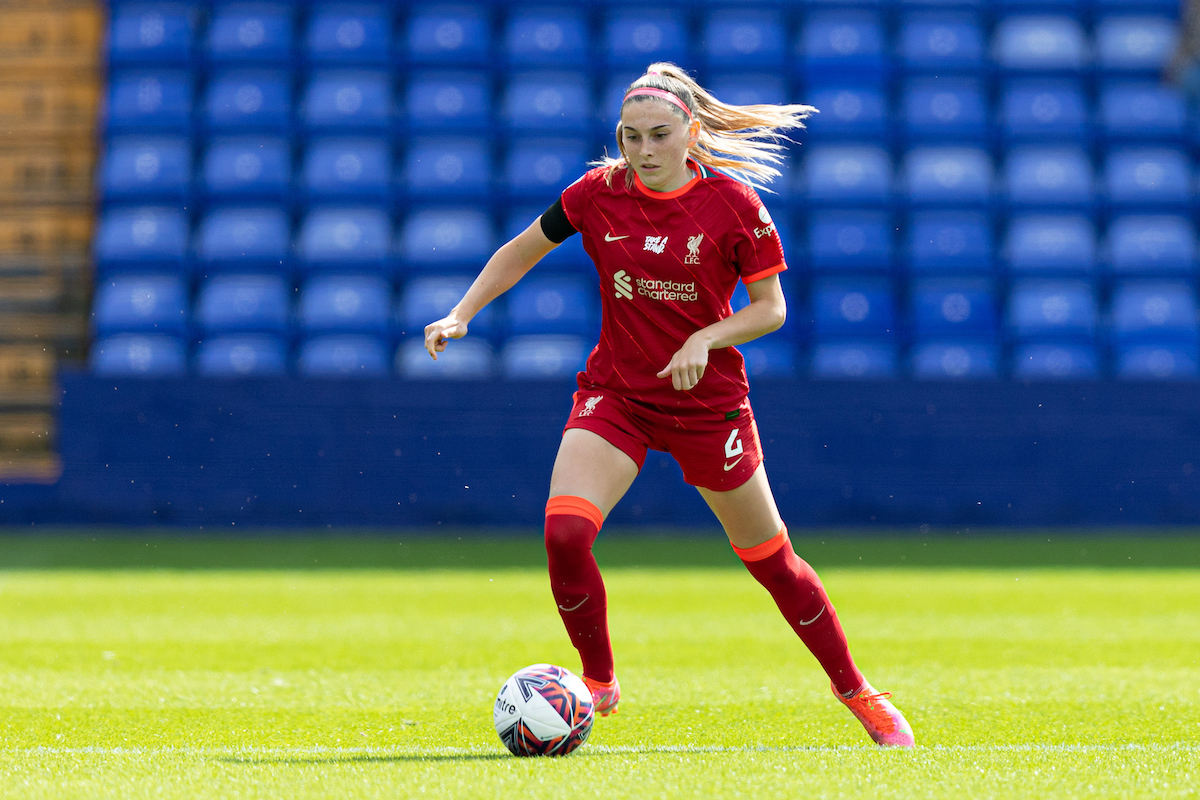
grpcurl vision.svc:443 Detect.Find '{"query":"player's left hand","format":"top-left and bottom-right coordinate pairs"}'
top-left (657, 334), bottom-right (710, 391)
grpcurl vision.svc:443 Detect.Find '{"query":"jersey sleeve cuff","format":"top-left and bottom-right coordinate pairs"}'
top-left (741, 262), bottom-right (788, 285)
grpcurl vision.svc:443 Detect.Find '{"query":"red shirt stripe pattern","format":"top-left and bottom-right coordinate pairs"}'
top-left (559, 161), bottom-right (787, 413)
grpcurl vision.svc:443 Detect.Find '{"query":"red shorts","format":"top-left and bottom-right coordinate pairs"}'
top-left (562, 387), bottom-right (764, 491)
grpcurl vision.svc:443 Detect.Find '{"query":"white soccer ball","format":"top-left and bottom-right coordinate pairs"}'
top-left (493, 663), bottom-right (595, 757)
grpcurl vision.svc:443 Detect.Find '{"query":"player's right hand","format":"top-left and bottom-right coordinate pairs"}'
top-left (424, 315), bottom-right (468, 359)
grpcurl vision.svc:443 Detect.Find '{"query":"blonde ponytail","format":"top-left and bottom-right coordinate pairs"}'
top-left (598, 63), bottom-right (817, 191)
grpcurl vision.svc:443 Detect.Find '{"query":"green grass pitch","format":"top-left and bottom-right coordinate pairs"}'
top-left (0, 531), bottom-right (1197, 799)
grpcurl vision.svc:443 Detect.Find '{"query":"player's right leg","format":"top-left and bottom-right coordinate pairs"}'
top-left (546, 427), bottom-right (639, 715)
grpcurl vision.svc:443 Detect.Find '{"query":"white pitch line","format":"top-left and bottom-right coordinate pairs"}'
top-left (1, 743), bottom-right (1197, 758)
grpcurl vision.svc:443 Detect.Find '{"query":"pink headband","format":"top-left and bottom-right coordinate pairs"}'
top-left (622, 87), bottom-right (693, 120)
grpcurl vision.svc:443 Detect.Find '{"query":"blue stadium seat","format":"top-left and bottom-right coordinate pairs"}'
top-left (1106, 215), bottom-right (1196, 275)
top-left (195, 207), bottom-right (291, 275)
top-left (799, 146), bottom-right (892, 207)
top-left (1095, 16), bottom-right (1178, 75)
top-left (195, 335), bottom-right (289, 377)
top-left (905, 211), bottom-right (994, 273)
top-left (506, 276), bottom-right (594, 337)
top-left (911, 341), bottom-right (1000, 379)
top-left (396, 275), bottom-right (497, 341)
top-left (104, 71), bottom-right (193, 134)
top-left (204, 70), bottom-right (291, 134)
top-left (396, 337), bottom-right (495, 379)
top-left (808, 211), bottom-right (894, 272)
top-left (739, 340), bottom-right (797, 378)
top-left (1111, 280), bottom-right (1199, 343)
top-left (1012, 343), bottom-right (1100, 380)
top-left (702, 74), bottom-right (788, 109)
top-left (501, 335), bottom-right (589, 379)
top-left (1099, 83), bottom-right (1186, 143)
top-left (762, 156), bottom-right (798, 209)
top-left (799, 13), bottom-right (888, 85)
top-left (504, 139), bottom-right (587, 203)
top-left (297, 334), bottom-right (390, 377)
top-left (1115, 343), bottom-right (1200, 380)
top-left (205, 3), bottom-right (295, 65)
top-left (502, 72), bottom-right (590, 136)
top-left (702, 9), bottom-right (787, 73)
top-left (994, 16), bottom-right (1087, 75)
top-left (897, 0), bottom-right (986, 9)
top-left (297, 207), bottom-right (392, 274)
top-left (599, 71), bottom-right (642, 138)
top-left (1006, 214), bottom-right (1097, 274)
top-left (194, 274), bottom-right (291, 336)
top-left (909, 278), bottom-right (997, 338)
top-left (999, 80), bottom-right (1089, 143)
top-left (302, 137), bottom-right (393, 203)
top-left (398, 208), bottom-right (494, 273)
top-left (901, 78), bottom-right (988, 142)
top-left (503, 7), bottom-right (588, 69)
top-left (405, 4), bottom-right (491, 67)
top-left (902, 147), bottom-right (993, 207)
top-left (98, 136), bottom-right (192, 205)
top-left (92, 274), bottom-right (188, 337)
top-left (795, 86), bottom-right (887, 142)
top-left (94, 207), bottom-right (189, 274)
top-left (810, 342), bottom-right (898, 379)
top-left (898, 15), bottom-right (984, 73)
top-left (1104, 148), bottom-right (1192, 210)
top-left (299, 274), bottom-right (391, 335)
top-left (1003, 146), bottom-right (1094, 210)
top-left (201, 137), bottom-right (291, 203)
top-left (91, 334), bottom-right (187, 376)
top-left (305, 3), bottom-right (391, 65)
top-left (1008, 279), bottom-right (1097, 340)
top-left (302, 71), bottom-right (392, 134)
top-left (602, 9), bottom-right (687, 70)
top-left (1095, 0), bottom-right (1179, 12)
top-left (404, 71), bottom-right (491, 133)
top-left (503, 207), bottom-right (588, 272)
top-left (108, 3), bottom-right (196, 66)
top-left (811, 278), bottom-right (895, 337)
top-left (995, 0), bottom-right (1085, 12)
top-left (402, 137), bottom-right (491, 202)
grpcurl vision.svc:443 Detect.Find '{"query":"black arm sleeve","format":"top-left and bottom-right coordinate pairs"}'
top-left (539, 196), bottom-right (579, 244)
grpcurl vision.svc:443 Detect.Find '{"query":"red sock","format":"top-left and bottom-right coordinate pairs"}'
top-left (735, 527), bottom-right (865, 696)
top-left (545, 496), bottom-right (613, 683)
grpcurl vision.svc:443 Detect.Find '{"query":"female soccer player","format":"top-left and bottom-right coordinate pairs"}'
top-left (425, 64), bottom-right (914, 747)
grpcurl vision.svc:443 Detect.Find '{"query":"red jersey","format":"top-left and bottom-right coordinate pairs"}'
top-left (558, 160), bottom-right (788, 413)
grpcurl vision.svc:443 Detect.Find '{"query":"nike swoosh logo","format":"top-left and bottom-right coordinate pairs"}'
top-left (604, 232), bottom-right (630, 242)
top-left (558, 595), bottom-right (589, 612)
top-left (798, 606), bottom-right (826, 626)
top-left (722, 456), bottom-right (745, 472)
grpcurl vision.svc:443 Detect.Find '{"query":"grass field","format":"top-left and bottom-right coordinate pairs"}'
top-left (0, 531), bottom-right (1197, 799)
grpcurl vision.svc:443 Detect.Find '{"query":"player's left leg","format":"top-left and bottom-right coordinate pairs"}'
top-left (697, 465), bottom-right (914, 747)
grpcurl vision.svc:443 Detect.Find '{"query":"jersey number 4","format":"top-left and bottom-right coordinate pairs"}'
top-left (725, 429), bottom-right (743, 459)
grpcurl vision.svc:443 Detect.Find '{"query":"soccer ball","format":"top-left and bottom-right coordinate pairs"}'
top-left (493, 664), bottom-right (595, 757)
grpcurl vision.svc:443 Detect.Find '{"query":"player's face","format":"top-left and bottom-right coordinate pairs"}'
top-left (620, 100), bottom-right (700, 193)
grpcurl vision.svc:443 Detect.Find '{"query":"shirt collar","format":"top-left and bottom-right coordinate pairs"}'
top-left (633, 159), bottom-right (707, 200)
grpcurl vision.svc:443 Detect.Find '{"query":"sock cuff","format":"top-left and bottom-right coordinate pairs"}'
top-left (731, 525), bottom-right (789, 562)
top-left (545, 495), bottom-right (604, 530)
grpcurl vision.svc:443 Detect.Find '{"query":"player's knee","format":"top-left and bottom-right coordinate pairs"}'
top-left (544, 513), bottom-right (599, 555)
